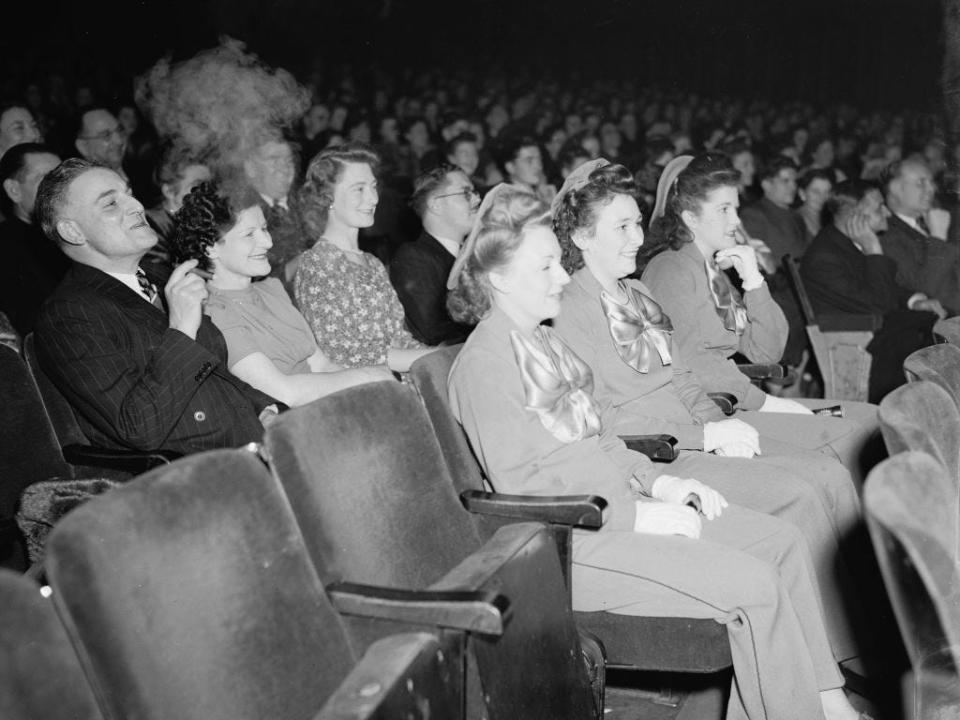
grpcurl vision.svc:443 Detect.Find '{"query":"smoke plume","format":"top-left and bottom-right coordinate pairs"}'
top-left (136, 37), bottom-right (310, 192)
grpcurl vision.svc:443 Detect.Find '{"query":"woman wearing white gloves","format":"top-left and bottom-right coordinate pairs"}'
top-left (446, 183), bottom-right (867, 720)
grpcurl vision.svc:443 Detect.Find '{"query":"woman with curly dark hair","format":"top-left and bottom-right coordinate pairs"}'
top-left (170, 181), bottom-right (393, 407)
top-left (295, 144), bottom-right (434, 371)
top-left (639, 154), bottom-right (880, 486)
top-left (446, 183), bottom-right (865, 720)
top-left (550, 158), bottom-right (869, 664)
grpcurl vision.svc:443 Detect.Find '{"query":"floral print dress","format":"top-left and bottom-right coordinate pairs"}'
top-left (294, 241), bottom-right (422, 368)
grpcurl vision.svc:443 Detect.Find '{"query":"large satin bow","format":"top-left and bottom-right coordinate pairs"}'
top-left (600, 285), bottom-right (674, 373)
top-left (705, 261), bottom-right (748, 336)
top-left (510, 327), bottom-right (603, 443)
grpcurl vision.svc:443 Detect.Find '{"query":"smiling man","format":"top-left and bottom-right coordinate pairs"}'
top-left (390, 164), bottom-right (478, 345)
top-left (33, 159), bottom-right (280, 455)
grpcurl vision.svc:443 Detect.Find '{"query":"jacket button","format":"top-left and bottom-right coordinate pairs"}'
top-left (194, 411), bottom-right (206, 422)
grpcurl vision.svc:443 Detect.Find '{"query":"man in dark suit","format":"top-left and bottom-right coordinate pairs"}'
top-left (33, 159), bottom-right (279, 455)
top-left (389, 164), bottom-right (476, 345)
top-left (243, 139), bottom-right (307, 288)
top-left (801, 180), bottom-right (944, 401)
top-left (0, 143), bottom-right (67, 335)
top-left (880, 157), bottom-right (960, 313)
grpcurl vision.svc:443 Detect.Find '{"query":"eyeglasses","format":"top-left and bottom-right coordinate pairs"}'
top-left (435, 186), bottom-right (480, 202)
top-left (80, 126), bottom-right (124, 143)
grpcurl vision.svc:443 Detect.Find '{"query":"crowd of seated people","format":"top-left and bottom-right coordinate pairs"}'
top-left (5, 48), bottom-right (960, 719)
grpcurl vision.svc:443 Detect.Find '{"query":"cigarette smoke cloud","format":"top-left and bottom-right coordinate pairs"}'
top-left (136, 37), bottom-right (310, 188)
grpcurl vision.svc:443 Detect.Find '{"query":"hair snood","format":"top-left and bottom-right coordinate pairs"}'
top-left (644, 153), bottom-right (741, 258)
top-left (446, 184), bottom-right (552, 325)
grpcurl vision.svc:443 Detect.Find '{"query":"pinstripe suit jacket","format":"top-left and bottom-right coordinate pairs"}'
top-left (35, 263), bottom-right (276, 454)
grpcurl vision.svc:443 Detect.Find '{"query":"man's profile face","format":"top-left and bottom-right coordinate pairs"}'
top-left (9, 152), bottom-right (60, 221)
top-left (245, 141), bottom-right (295, 202)
top-left (60, 168), bottom-right (157, 259)
top-left (859, 189), bottom-right (889, 233)
top-left (892, 162), bottom-right (935, 216)
top-left (763, 168), bottom-right (798, 208)
top-left (76, 110), bottom-right (127, 169)
top-left (0, 107), bottom-right (42, 158)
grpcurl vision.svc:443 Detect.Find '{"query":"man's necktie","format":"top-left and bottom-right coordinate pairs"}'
top-left (916, 215), bottom-right (931, 236)
top-left (136, 269), bottom-right (162, 309)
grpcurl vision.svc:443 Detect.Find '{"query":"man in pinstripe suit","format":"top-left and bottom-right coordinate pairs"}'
top-left (33, 159), bottom-right (280, 455)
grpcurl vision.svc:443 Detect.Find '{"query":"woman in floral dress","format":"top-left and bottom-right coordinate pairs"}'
top-left (295, 144), bottom-right (436, 371)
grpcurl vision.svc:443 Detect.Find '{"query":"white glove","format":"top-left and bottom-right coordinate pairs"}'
top-left (715, 245), bottom-right (764, 290)
top-left (703, 419), bottom-right (760, 457)
top-left (651, 475), bottom-right (728, 521)
top-left (633, 501), bottom-right (702, 538)
top-left (759, 394), bottom-right (813, 415)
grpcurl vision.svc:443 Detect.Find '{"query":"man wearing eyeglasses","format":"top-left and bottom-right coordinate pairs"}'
top-left (880, 158), bottom-right (960, 314)
top-left (75, 108), bottom-right (129, 182)
top-left (389, 164), bottom-right (478, 345)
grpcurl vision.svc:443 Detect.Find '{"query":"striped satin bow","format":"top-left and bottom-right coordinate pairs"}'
top-left (509, 326), bottom-right (603, 443)
top-left (705, 261), bottom-right (748, 336)
top-left (600, 285), bottom-right (673, 374)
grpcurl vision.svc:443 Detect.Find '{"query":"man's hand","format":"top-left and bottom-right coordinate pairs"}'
top-left (165, 260), bottom-right (209, 340)
top-left (913, 297), bottom-right (948, 319)
top-left (844, 212), bottom-right (882, 255)
top-left (926, 208), bottom-right (952, 240)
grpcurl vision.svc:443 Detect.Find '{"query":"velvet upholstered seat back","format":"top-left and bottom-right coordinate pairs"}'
top-left (45, 449), bottom-right (363, 720)
top-left (0, 570), bottom-right (101, 720)
top-left (879, 382), bottom-right (960, 529)
top-left (904, 343), bottom-right (960, 409)
top-left (865, 451), bottom-right (960, 675)
top-left (264, 381), bottom-right (485, 590)
top-left (408, 345), bottom-right (486, 494)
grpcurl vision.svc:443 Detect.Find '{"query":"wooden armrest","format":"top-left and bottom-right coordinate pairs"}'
top-left (817, 313), bottom-right (883, 332)
top-left (315, 633), bottom-right (454, 720)
top-left (62, 444), bottom-right (180, 474)
top-left (328, 582), bottom-right (510, 636)
top-left (459, 489), bottom-right (606, 528)
top-left (736, 363), bottom-right (787, 380)
top-left (619, 434), bottom-right (678, 461)
top-left (707, 392), bottom-right (738, 415)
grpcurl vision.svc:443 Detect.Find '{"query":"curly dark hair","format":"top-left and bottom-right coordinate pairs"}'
top-left (642, 153), bottom-right (741, 262)
top-left (299, 143), bottom-right (380, 238)
top-left (447, 187), bottom-right (551, 325)
top-left (552, 163), bottom-right (638, 275)
top-left (170, 181), bottom-right (257, 272)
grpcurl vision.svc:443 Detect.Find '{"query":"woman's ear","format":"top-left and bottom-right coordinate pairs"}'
top-left (680, 208), bottom-right (698, 233)
top-left (487, 268), bottom-right (511, 295)
top-left (205, 241), bottom-right (221, 261)
top-left (570, 227), bottom-right (592, 252)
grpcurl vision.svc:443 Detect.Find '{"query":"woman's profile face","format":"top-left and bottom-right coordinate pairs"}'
top-left (686, 185), bottom-right (741, 255)
top-left (580, 193), bottom-right (644, 283)
top-left (492, 225), bottom-right (570, 325)
top-left (330, 162), bottom-right (379, 230)
top-left (211, 205), bottom-right (273, 280)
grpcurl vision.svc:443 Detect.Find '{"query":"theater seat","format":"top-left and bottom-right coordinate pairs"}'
top-left (864, 451), bottom-right (960, 707)
top-left (263, 383), bottom-right (605, 719)
top-left (0, 569), bottom-right (101, 720)
top-left (45, 447), bottom-right (466, 720)
top-left (408, 347), bottom-right (732, 674)
top-left (903, 343), bottom-right (960, 409)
